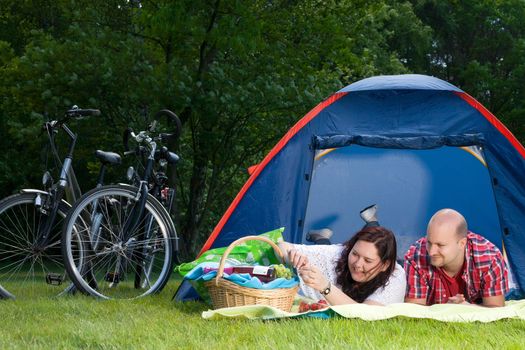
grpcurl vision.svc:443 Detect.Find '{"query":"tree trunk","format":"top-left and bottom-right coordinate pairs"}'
top-left (181, 151), bottom-right (208, 256)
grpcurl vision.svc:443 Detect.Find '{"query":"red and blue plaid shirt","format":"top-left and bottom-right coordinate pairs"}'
top-left (404, 232), bottom-right (509, 305)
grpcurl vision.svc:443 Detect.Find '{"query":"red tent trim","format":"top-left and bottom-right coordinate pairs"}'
top-left (198, 92), bottom-right (348, 255)
top-left (456, 91), bottom-right (525, 159)
top-left (247, 164), bottom-right (259, 176)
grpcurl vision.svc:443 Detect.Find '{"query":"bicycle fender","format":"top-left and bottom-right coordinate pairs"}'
top-left (20, 189), bottom-right (51, 196)
top-left (19, 189), bottom-right (72, 208)
top-left (116, 183), bottom-right (136, 189)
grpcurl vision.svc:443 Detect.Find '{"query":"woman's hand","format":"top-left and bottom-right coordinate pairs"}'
top-left (298, 265), bottom-right (329, 292)
top-left (287, 248), bottom-right (309, 269)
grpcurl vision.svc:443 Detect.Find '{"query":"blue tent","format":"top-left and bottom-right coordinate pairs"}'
top-left (176, 74), bottom-right (525, 300)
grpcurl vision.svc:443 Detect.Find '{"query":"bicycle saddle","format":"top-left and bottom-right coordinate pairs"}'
top-left (95, 150), bottom-right (122, 165)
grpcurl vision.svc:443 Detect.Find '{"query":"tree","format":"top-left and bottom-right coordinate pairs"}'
top-left (409, 0), bottom-right (525, 142)
top-left (0, 0), bottom-right (432, 257)
top-left (130, 0), bottom-right (431, 255)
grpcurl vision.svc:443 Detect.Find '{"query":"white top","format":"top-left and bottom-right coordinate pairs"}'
top-left (291, 244), bottom-right (406, 304)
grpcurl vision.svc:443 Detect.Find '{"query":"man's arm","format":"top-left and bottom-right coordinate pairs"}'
top-left (482, 294), bottom-right (505, 307)
top-left (479, 250), bottom-right (508, 308)
top-left (403, 245), bottom-right (429, 305)
top-left (404, 297), bottom-right (426, 305)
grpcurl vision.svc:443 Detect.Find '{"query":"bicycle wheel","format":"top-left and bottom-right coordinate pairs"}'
top-left (62, 185), bottom-right (175, 299)
top-left (0, 192), bottom-right (78, 299)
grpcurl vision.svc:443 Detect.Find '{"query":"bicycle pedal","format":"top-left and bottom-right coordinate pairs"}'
top-left (46, 273), bottom-right (64, 286)
top-left (104, 272), bottom-right (120, 284)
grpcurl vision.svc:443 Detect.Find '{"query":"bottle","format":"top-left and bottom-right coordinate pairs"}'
top-left (202, 265), bottom-right (277, 283)
top-left (231, 265), bottom-right (276, 283)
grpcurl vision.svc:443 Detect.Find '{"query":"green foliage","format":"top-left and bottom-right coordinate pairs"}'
top-left (409, 0), bottom-right (525, 141)
top-left (131, 0), bottom-right (432, 255)
top-left (0, 0), bottom-right (70, 54)
top-left (0, 0), bottom-right (523, 257)
top-left (0, 3), bottom-right (159, 191)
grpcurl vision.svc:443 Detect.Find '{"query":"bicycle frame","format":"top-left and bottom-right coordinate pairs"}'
top-left (59, 109), bottom-right (181, 298)
top-left (0, 106), bottom-right (101, 299)
top-left (112, 128), bottom-right (178, 288)
top-left (121, 132), bottom-right (158, 243)
top-left (35, 121), bottom-right (78, 250)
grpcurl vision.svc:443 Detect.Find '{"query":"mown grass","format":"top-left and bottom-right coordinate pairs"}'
top-left (2, 278), bottom-right (525, 349)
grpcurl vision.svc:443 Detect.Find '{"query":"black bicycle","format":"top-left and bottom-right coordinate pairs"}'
top-left (0, 106), bottom-right (121, 299)
top-left (61, 110), bottom-right (181, 299)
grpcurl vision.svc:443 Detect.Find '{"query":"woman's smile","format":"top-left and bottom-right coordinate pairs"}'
top-left (348, 240), bottom-right (386, 282)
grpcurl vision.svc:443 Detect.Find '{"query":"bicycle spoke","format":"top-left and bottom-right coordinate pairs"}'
top-left (4, 256), bottom-right (33, 284)
top-left (0, 194), bottom-right (70, 298)
top-left (95, 199), bottom-right (122, 244)
top-left (0, 240), bottom-right (32, 255)
top-left (0, 211), bottom-right (32, 250)
top-left (62, 186), bottom-right (174, 299)
top-left (0, 252), bottom-right (33, 276)
top-left (42, 251), bottom-right (65, 269)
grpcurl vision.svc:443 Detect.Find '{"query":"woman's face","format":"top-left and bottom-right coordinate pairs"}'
top-left (347, 240), bottom-right (388, 282)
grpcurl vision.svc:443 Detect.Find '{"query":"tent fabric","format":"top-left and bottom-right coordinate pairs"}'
top-left (313, 134), bottom-right (485, 149)
top-left (176, 74), bottom-right (525, 301)
top-left (338, 74), bottom-right (463, 93)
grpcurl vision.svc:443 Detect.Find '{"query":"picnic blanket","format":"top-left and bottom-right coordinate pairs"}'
top-left (184, 264), bottom-right (299, 289)
top-left (202, 299), bottom-right (525, 322)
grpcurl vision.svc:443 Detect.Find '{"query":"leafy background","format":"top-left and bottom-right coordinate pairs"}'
top-left (1, 0), bottom-right (524, 259)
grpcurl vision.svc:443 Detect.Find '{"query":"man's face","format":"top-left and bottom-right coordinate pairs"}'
top-left (426, 223), bottom-right (466, 269)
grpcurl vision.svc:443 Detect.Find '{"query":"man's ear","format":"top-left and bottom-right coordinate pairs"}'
top-left (459, 236), bottom-right (467, 249)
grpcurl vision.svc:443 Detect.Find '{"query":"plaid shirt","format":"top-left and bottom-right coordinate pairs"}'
top-left (404, 232), bottom-right (509, 305)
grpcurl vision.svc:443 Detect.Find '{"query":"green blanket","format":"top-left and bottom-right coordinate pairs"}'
top-left (176, 227), bottom-right (285, 277)
top-left (202, 300), bottom-right (525, 322)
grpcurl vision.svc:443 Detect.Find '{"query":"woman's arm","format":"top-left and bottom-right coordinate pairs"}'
top-left (277, 241), bottom-right (293, 257)
top-left (298, 265), bottom-right (361, 305)
top-left (280, 243), bottom-right (377, 305)
top-left (278, 241), bottom-right (309, 269)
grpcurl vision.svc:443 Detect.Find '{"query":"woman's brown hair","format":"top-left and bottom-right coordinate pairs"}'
top-left (334, 226), bottom-right (397, 303)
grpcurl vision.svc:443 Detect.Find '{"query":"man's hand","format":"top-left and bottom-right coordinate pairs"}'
top-left (447, 294), bottom-right (468, 304)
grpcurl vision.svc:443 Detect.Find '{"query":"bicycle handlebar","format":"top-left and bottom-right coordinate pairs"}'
top-left (45, 106), bottom-right (100, 130)
top-left (153, 109), bottom-right (182, 140)
top-left (65, 107), bottom-right (101, 118)
top-left (123, 109), bottom-right (182, 152)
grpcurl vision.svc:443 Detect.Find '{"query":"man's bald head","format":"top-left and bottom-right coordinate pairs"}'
top-left (427, 209), bottom-right (468, 238)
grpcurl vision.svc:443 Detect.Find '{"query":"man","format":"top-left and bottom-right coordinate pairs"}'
top-left (404, 208), bottom-right (508, 307)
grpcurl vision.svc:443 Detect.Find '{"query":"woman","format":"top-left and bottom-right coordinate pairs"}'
top-left (279, 226), bottom-right (406, 305)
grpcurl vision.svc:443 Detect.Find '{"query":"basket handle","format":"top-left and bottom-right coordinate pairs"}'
top-left (214, 235), bottom-right (286, 286)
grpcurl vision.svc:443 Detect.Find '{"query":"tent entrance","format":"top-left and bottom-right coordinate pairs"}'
top-left (301, 143), bottom-right (502, 256)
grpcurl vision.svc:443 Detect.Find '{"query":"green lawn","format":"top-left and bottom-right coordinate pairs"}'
top-left (1, 278), bottom-right (525, 349)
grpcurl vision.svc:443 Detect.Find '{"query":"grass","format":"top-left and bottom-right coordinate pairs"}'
top-left (2, 278), bottom-right (525, 349)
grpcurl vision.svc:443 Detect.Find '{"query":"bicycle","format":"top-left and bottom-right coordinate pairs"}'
top-left (61, 110), bottom-right (181, 299)
top-left (123, 110), bottom-right (182, 269)
top-left (0, 106), bottom-right (120, 299)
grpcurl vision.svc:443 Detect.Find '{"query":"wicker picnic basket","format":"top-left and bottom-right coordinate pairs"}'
top-left (204, 235), bottom-right (299, 312)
